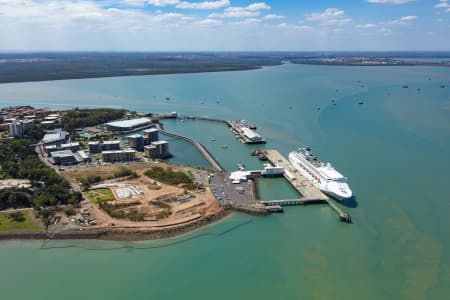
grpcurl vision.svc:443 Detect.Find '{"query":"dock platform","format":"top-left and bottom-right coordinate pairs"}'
top-left (264, 149), bottom-right (351, 223)
top-left (264, 149), bottom-right (328, 202)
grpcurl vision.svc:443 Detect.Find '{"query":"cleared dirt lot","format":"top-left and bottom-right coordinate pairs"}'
top-left (64, 163), bottom-right (222, 230)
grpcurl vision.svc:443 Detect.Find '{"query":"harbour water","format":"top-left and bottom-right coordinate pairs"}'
top-left (0, 63), bottom-right (449, 299)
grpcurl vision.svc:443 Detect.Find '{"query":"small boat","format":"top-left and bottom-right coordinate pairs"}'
top-left (417, 88), bottom-right (421, 91)
top-left (358, 100), bottom-right (364, 105)
top-left (251, 150), bottom-right (262, 156)
top-left (258, 154), bottom-right (268, 161)
top-left (221, 145), bottom-right (228, 149)
top-left (440, 85), bottom-right (446, 88)
top-left (211, 138), bottom-right (216, 142)
top-left (237, 163), bottom-right (245, 170)
top-left (402, 85), bottom-right (408, 88)
top-left (165, 97), bottom-right (170, 101)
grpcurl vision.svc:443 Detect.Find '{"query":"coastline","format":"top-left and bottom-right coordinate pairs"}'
top-left (0, 209), bottom-right (232, 242)
top-left (0, 67), bottom-right (264, 84)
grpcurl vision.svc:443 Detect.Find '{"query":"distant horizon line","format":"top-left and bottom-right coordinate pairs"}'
top-left (1, 50), bottom-right (450, 54)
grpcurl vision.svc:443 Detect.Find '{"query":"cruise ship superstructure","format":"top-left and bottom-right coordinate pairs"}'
top-left (288, 148), bottom-right (352, 201)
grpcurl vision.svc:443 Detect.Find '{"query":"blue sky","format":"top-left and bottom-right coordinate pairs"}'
top-left (0, 0), bottom-right (449, 51)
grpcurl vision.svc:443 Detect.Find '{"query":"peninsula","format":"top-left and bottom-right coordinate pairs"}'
top-left (0, 105), bottom-right (351, 241)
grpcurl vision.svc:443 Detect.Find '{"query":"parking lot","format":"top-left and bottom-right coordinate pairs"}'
top-left (209, 172), bottom-right (257, 206)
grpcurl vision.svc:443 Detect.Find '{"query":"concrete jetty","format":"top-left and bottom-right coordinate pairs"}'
top-left (264, 149), bottom-right (328, 201)
top-left (264, 149), bottom-right (351, 223)
top-left (156, 125), bottom-right (225, 172)
top-left (171, 115), bottom-right (266, 144)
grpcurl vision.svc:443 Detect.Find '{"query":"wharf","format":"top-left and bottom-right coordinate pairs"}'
top-left (264, 149), bottom-right (328, 201)
top-left (163, 114), bottom-right (266, 144)
top-left (264, 149), bottom-right (351, 223)
top-left (227, 120), bottom-right (266, 144)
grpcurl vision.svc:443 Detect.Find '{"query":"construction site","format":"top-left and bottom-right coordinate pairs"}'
top-left (52, 164), bottom-right (222, 234)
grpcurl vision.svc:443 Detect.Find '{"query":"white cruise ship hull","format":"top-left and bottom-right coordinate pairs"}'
top-left (288, 151), bottom-right (353, 201)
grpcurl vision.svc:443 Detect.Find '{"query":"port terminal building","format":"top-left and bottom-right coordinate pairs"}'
top-left (105, 118), bottom-right (152, 131)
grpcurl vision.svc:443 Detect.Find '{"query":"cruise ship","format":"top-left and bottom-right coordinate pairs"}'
top-left (288, 148), bottom-right (352, 201)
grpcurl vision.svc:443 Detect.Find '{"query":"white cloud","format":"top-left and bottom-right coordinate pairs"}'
top-left (207, 2), bottom-right (271, 18)
top-left (147, 0), bottom-right (180, 6)
top-left (246, 2), bottom-right (271, 11)
top-left (378, 27), bottom-right (392, 35)
top-left (304, 8), bottom-right (352, 26)
top-left (390, 15), bottom-right (418, 25)
top-left (263, 14), bottom-right (285, 20)
top-left (435, 0), bottom-right (450, 12)
top-left (232, 18), bottom-right (261, 25)
top-left (176, 0), bottom-right (230, 9)
top-left (399, 15), bottom-right (417, 21)
top-left (278, 23), bottom-right (313, 31)
top-left (196, 18), bottom-right (223, 26)
top-left (147, 0), bottom-right (230, 9)
top-left (209, 6), bottom-right (260, 18)
top-left (120, 0), bottom-right (148, 6)
top-left (357, 23), bottom-right (377, 28)
top-left (366, 0), bottom-right (415, 4)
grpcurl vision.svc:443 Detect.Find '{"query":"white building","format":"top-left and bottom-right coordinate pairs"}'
top-left (105, 118), bottom-right (152, 131)
top-left (9, 120), bottom-right (24, 137)
top-left (241, 127), bottom-right (262, 142)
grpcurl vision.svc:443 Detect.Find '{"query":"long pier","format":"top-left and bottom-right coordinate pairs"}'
top-left (264, 149), bottom-right (351, 223)
top-left (174, 115), bottom-right (266, 144)
top-left (156, 125), bottom-right (225, 172)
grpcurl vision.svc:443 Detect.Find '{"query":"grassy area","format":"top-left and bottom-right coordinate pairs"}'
top-left (0, 210), bottom-right (44, 232)
top-left (67, 164), bottom-right (149, 182)
top-left (84, 189), bottom-right (114, 204)
top-left (144, 166), bottom-right (193, 186)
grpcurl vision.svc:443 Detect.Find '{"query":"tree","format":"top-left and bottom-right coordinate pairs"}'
top-left (8, 211), bottom-right (25, 222)
top-left (63, 205), bottom-right (75, 216)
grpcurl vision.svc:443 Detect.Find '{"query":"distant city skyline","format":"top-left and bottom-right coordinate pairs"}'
top-left (0, 0), bottom-right (449, 51)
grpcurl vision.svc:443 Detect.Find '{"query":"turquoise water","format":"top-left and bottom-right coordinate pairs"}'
top-left (1, 63), bottom-right (449, 299)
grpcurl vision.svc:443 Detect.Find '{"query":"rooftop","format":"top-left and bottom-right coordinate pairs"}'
top-left (102, 150), bottom-right (136, 154)
top-left (241, 127), bottom-right (261, 139)
top-left (50, 150), bottom-right (75, 158)
top-left (143, 128), bottom-right (159, 133)
top-left (105, 118), bottom-right (151, 129)
top-left (42, 129), bottom-right (69, 144)
top-left (127, 134), bottom-right (143, 139)
top-left (103, 140), bottom-right (121, 145)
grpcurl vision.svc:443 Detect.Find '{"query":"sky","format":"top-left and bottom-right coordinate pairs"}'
top-left (0, 0), bottom-right (449, 51)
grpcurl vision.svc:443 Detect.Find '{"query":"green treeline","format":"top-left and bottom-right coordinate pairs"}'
top-left (80, 167), bottom-right (137, 191)
top-left (0, 53), bottom-right (283, 83)
top-left (144, 166), bottom-right (201, 190)
top-left (61, 108), bottom-right (125, 132)
top-left (144, 166), bottom-right (192, 185)
top-left (0, 138), bottom-right (81, 210)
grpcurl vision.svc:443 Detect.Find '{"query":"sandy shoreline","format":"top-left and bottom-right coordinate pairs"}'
top-left (0, 209), bottom-right (232, 242)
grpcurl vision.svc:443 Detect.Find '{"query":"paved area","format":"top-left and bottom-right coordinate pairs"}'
top-left (209, 172), bottom-right (257, 206)
top-left (264, 149), bottom-right (328, 201)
